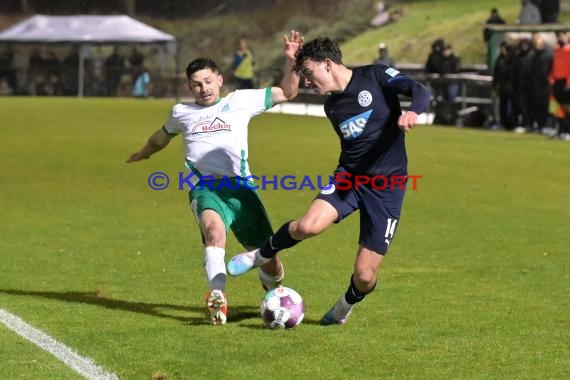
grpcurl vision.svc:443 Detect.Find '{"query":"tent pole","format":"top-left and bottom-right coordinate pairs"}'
top-left (78, 44), bottom-right (86, 97)
top-left (175, 39), bottom-right (181, 102)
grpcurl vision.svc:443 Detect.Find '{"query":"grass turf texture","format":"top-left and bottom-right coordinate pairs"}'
top-left (1, 97), bottom-right (569, 379)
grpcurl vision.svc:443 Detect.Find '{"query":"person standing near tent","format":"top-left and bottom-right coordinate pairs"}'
top-left (231, 37), bottom-right (255, 89)
top-left (104, 47), bottom-right (125, 96)
top-left (132, 66), bottom-right (151, 98)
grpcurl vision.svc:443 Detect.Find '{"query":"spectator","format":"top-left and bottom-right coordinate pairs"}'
top-left (104, 47), bottom-right (125, 96)
top-left (132, 66), bottom-right (151, 98)
top-left (442, 44), bottom-right (460, 73)
top-left (0, 46), bottom-right (16, 93)
top-left (493, 42), bottom-right (516, 130)
top-left (44, 50), bottom-right (62, 95)
top-left (483, 8), bottom-right (506, 66)
top-left (550, 31), bottom-right (570, 140)
top-left (518, 0), bottom-right (542, 24)
top-left (536, 0), bottom-right (560, 23)
top-left (529, 33), bottom-right (553, 133)
top-left (483, 8), bottom-right (506, 44)
top-left (61, 47), bottom-right (79, 95)
top-left (231, 37), bottom-right (255, 89)
top-left (425, 38), bottom-right (453, 124)
top-left (128, 47), bottom-right (145, 83)
top-left (512, 38), bottom-right (534, 132)
top-left (441, 44), bottom-right (460, 103)
top-left (12, 47), bottom-right (29, 94)
top-left (425, 38), bottom-right (445, 75)
top-left (28, 47), bottom-right (47, 95)
top-left (372, 42), bottom-right (395, 67)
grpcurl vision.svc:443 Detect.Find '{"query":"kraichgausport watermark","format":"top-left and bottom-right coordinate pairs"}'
top-left (146, 172), bottom-right (422, 191)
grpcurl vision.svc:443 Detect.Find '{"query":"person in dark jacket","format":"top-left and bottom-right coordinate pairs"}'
top-left (512, 38), bottom-right (534, 132)
top-left (493, 42), bottom-right (515, 130)
top-left (528, 33), bottom-right (553, 132)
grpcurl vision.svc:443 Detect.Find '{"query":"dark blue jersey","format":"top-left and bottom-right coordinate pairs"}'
top-left (324, 64), bottom-right (430, 176)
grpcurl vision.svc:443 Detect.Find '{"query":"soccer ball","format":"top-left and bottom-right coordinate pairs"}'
top-left (260, 286), bottom-right (305, 329)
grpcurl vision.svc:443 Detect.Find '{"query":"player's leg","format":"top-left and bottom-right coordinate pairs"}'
top-left (252, 247), bottom-right (284, 291)
top-left (200, 209), bottom-right (228, 291)
top-left (321, 182), bottom-right (405, 325)
top-left (227, 199), bottom-right (339, 276)
top-left (191, 191), bottom-right (232, 325)
top-left (320, 246), bottom-right (383, 325)
top-left (229, 187), bottom-right (284, 290)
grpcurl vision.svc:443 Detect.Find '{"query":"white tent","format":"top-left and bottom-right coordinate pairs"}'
top-left (0, 15), bottom-right (178, 96)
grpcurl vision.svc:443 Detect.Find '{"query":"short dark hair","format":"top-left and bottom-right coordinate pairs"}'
top-left (293, 37), bottom-right (343, 75)
top-left (186, 58), bottom-right (219, 80)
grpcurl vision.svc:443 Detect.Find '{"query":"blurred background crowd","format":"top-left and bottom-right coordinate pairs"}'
top-left (0, 0), bottom-right (568, 138)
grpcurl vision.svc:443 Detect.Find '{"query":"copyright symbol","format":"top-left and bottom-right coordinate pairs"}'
top-left (148, 172), bottom-right (169, 190)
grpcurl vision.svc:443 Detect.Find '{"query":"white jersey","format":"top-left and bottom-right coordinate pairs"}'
top-left (163, 88), bottom-right (272, 179)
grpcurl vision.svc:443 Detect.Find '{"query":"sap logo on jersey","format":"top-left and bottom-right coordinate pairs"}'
top-left (339, 110), bottom-right (372, 140)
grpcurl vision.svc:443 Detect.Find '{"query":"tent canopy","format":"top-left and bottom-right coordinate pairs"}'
top-left (0, 15), bottom-right (178, 96)
top-left (0, 14), bottom-right (176, 44)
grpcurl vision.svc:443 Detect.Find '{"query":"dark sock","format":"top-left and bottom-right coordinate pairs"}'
top-left (259, 221), bottom-right (300, 259)
top-left (344, 275), bottom-right (377, 305)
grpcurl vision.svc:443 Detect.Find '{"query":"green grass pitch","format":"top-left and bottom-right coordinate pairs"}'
top-left (0, 97), bottom-right (568, 379)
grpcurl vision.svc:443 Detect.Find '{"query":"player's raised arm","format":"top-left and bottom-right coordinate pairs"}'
top-left (271, 30), bottom-right (304, 105)
top-left (126, 127), bottom-right (173, 163)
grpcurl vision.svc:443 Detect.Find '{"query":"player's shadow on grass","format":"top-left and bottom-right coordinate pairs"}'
top-left (0, 288), bottom-right (258, 326)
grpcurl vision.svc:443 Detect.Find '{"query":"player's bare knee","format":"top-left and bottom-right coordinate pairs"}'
top-left (293, 219), bottom-right (323, 239)
top-left (293, 220), bottom-right (318, 240)
top-left (203, 224), bottom-right (225, 247)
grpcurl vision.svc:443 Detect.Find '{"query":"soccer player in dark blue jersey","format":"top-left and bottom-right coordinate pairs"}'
top-left (228, 37), bottom-right (431, 325)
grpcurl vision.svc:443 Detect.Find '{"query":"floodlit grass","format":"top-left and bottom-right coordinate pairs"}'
top-left (1, 97), bottom-right (569, 379)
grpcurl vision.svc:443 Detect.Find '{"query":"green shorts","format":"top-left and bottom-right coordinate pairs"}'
top-left (189, 178), bottom-right (273, 248)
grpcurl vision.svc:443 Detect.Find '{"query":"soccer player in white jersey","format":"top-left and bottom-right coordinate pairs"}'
top-left (126, 31), bottom-right (303, 325)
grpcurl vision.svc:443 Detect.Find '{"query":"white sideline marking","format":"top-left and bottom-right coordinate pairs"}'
top-left (0, 308), bottom-right (118, 380)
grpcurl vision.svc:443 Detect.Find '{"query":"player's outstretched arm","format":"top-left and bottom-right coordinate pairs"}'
top-left (126, 127), bottom-right (172, 163)
top-left (387, 76), bottom-right (431, 133)
top-left (271, 30), bottom-right (304, 105)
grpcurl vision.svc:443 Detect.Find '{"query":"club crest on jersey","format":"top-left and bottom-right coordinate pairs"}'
top-left (191, 117), bottom-right (231, 134)
top-left (320, 183), bottom-right (335, 195)
top-left (339, 110), bottom-right (372, 140)
top-left (358, 90), bottom-right (373, 107)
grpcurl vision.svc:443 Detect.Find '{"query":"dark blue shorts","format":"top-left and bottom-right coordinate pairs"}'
top-left (316, 170), bottom-right (407, 254)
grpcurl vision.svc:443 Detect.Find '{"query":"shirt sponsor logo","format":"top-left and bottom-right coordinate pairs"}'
top-left (358, 90), bottom-right (373, 107)
top-left (339, 110), bottom-right (372, 140)
top-left (192, 117), bottom-right (232, 134)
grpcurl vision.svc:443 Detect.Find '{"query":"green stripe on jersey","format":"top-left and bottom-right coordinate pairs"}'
top-left (185, 160), bottom-right (203, 177)
top-left (264, 87), bottom-right (272, 109)
top-left (240, 150), bottom-right (247, 178)
top-left (162, 125), bottom-right (178, 137)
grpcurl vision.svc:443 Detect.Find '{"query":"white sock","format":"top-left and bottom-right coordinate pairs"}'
top-left (204, 246), bottom-right (226, 291)
top-left (258, 261), bottom-right (284, 289)
top-left (253, 249), bottom-right (271, 267)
